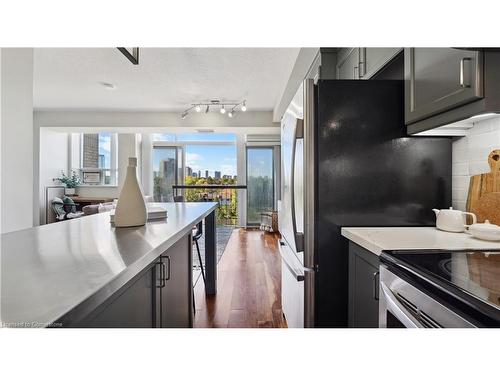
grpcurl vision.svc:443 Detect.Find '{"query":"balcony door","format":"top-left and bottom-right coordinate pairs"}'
top-left (246, 147), bottom-right (275, 225)
top-left (153, 146), bottom-right (180, 202)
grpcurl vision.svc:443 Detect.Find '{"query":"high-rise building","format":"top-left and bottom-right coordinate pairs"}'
top-left (98, 154), bottom-right (105, 169)
top-left (185, 166), bottom-right (193, 177)
top-left (198, 170), bottom-right (201, 178)
top-left (159, 158), bottom-right (176, 180)
top-left (214, 171), bottom-right (221, 179)
top-left (205, 170), bottom-right (209, 178)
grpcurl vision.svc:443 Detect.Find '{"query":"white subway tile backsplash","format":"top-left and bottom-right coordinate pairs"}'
top-left (452, 116), bottom-right (500, 209)
top-left (452, 176), bottom-right (469, 189)
top-left (452, 188), bottom-right (468, 202)
top-left (469, 160), bottom-right (491, 175)
top-left (467, 132), bottom-right (497, 150)
top-left (452, 162), bottom-right (468, 176)
top-left (452, 200), bottom-right (467, 211)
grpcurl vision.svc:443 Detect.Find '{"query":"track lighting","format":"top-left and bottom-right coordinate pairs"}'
top-left (181, 100), bottom-right (247, 119)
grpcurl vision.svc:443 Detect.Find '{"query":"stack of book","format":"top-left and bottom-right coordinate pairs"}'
top-left (110, 203), bottom-right (168, 224)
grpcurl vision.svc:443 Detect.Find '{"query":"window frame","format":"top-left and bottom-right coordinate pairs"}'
top-left (70, 132), bottom-right (118, 187)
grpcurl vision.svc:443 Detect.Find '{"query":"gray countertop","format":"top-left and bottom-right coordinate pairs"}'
top-left (0, 202), bottom-right (217, 327)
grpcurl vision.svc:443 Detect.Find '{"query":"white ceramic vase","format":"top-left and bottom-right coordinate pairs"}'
top-left (114, 157), bottom-right (147, 227)
top-left (65, 188), bottom-right (76, 196)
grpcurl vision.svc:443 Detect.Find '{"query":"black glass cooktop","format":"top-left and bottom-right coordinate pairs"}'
top-left (381, 250), bottom-right (500, 314)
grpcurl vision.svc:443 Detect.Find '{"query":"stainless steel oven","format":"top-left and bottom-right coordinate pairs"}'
top-left (379, 265), bottom-right (476, 328)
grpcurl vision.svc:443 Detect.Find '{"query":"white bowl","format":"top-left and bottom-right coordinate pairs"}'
top-left (467, 220), bottom-right (500, 241)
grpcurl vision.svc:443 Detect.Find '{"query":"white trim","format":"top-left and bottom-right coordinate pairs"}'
top-left (152, 140), bottom-right (236, 147)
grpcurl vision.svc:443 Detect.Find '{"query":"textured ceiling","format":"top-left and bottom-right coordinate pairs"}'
top-left (33, 48), bottom-right (300, 111)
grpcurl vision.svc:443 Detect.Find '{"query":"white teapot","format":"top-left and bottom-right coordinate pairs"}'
top-left (432, 207), bottom-right (477, 233)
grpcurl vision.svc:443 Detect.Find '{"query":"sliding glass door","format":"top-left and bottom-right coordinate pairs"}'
top-left (246, 147), bottom-right (275, 225)
top-left (153, 146), bottom-right (179, 202)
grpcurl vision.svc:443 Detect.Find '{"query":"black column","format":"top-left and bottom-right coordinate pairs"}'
top-left (204, 210), bottom-right (217, 295)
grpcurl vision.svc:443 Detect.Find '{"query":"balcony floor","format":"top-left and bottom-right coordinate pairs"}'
top-left (193, 228), bottom-right (287, 328)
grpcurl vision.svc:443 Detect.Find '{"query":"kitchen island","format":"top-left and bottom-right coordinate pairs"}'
top-left (0, 202), bottom-right (218, 328)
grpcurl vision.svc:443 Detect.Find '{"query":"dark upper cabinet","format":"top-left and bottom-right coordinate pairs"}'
top-left (348, 242), bottom-right (380, 328)
top-left (405, 48), bottom-right (484, 125)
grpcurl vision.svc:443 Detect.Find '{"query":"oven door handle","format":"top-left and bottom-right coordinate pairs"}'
top-left (380, 282), bottom-right (424, 328)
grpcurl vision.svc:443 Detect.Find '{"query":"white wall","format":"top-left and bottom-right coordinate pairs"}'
top-left (38, 129), bottom-right (69, 224)
top-left (452, 116), bottom-right (500, 211)
top-left (1, 48), bottom-right (34, 233)
top-left (34, 110), bottom-right (277, 129)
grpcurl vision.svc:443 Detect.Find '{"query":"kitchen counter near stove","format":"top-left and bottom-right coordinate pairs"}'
top-left (341, 227), bottom-right (500, 256)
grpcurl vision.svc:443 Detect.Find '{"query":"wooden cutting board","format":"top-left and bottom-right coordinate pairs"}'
top-left (466, 149), bottom-right (500, 225)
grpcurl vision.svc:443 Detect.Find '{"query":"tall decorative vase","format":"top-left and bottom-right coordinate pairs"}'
top-left (114, 157), bottom-right (147, 227)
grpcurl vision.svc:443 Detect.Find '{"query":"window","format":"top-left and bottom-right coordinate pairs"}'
top-left (246, 147), bottom-right (275, 225)
top-left (71, 132), bottom-right (118, 186)
top-left (153, 146), bottom-right (179, 202)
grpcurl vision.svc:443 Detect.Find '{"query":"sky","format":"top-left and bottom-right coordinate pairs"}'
top-left (152, 133), bottom-right (237, 177)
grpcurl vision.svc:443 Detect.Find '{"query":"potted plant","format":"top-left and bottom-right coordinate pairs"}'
top-left (56, 170), bottom-right (81, 196)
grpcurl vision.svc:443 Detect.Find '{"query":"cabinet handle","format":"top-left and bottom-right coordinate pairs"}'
top-left (459, 57), bottom-right (472, 88)
top-left (161, 262), bottom-right (167, 288)
top-left (373, 271), bottom-right (380, 301)
top-left (165, 256), bottom-right (171, 281)
top-left (156, 260), bottom-right (166, 288)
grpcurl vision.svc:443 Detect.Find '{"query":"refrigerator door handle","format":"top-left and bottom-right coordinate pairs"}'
top-left (292, 118), bottom-right (304, 252)
top-left (278, 240), bottom-right (312, 281)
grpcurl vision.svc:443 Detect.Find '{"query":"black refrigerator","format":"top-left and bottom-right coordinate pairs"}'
top-left (279, 79), bottom-right (451, 328)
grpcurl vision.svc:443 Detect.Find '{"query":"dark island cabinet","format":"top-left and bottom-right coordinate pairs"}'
top-left (83, 266), bottom-right (156, 328)
top-left (348, 242), bottom-right (380, 328)
top-left (78, 234), bottom-right (192, 328)
top-left (157, 234), bottom-right (192, 328)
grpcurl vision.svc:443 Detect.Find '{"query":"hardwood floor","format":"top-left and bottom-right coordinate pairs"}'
top-left (194, 228), bottom-right (287, 328)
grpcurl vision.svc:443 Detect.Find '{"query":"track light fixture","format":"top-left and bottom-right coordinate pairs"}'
top-left (180, 100), bottom-right (247, 119)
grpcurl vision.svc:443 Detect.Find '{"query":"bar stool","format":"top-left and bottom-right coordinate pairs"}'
top-left (174, 195), bottom-right (205, 312)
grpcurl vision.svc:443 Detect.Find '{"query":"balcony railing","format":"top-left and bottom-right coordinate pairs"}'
top-left (172, 184), bottom-right (246, 226)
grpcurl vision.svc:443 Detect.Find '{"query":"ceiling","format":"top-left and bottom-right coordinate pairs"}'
top-left (33, 48), bottom-right (300, 112)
